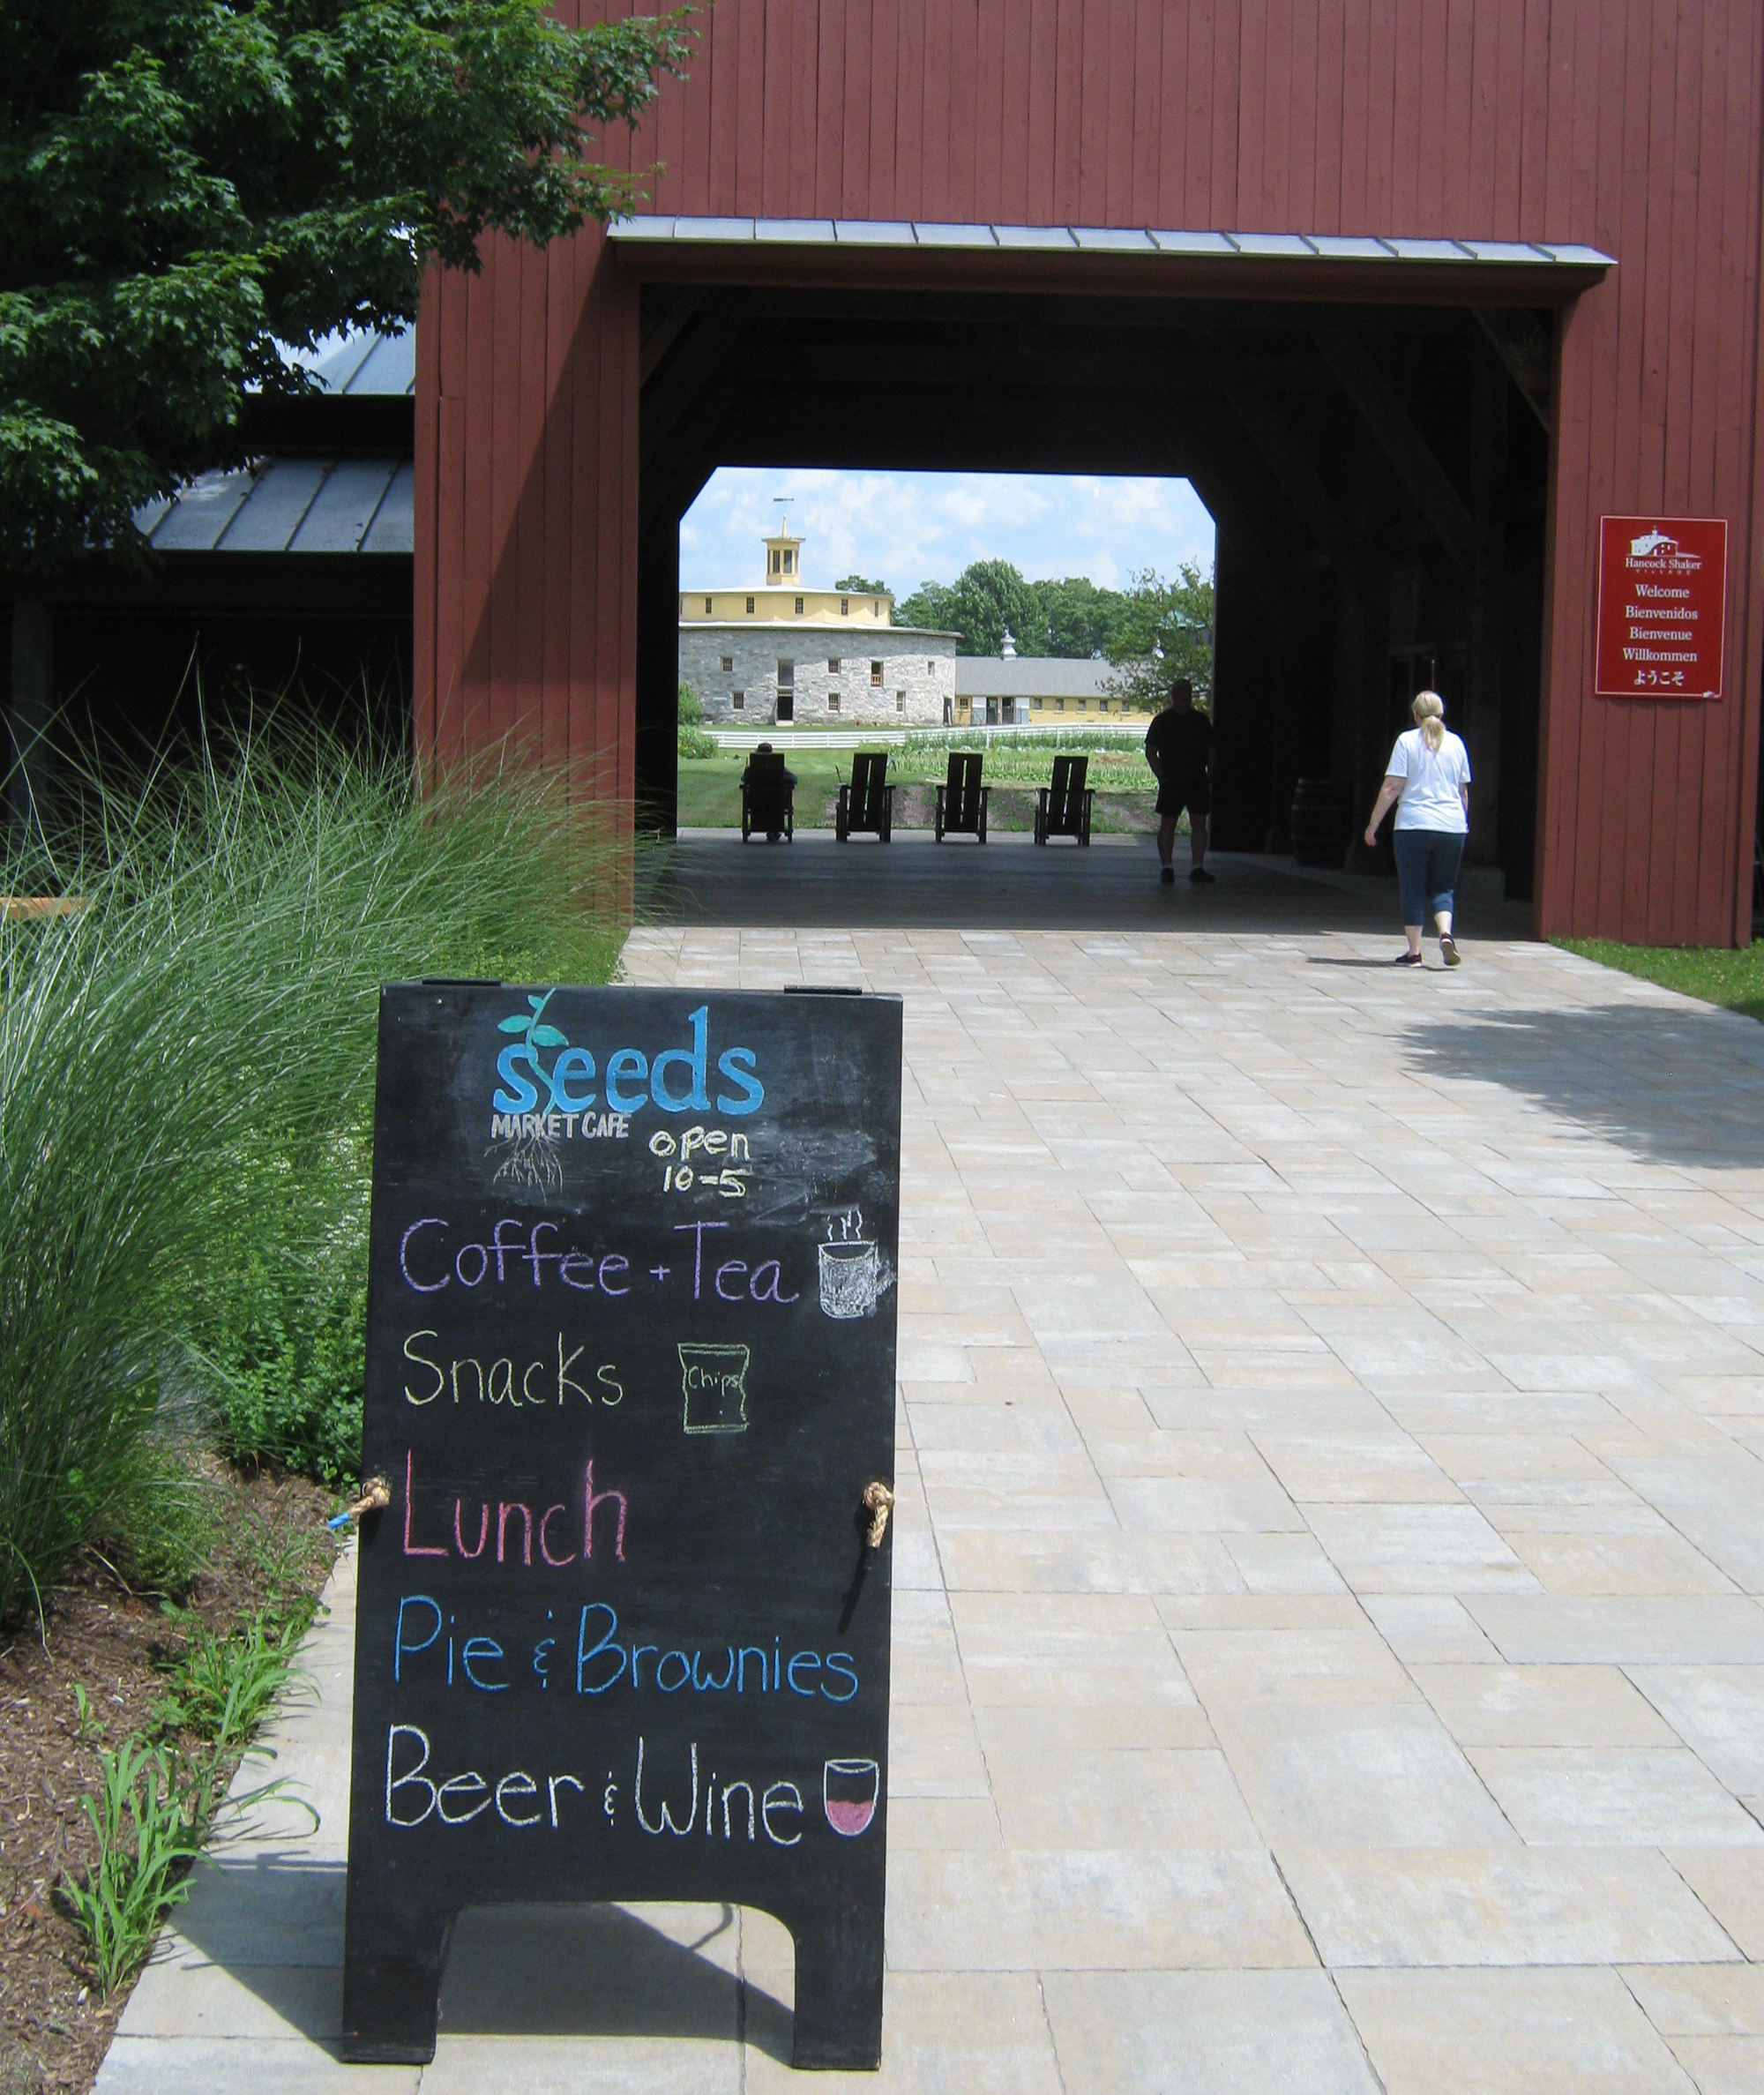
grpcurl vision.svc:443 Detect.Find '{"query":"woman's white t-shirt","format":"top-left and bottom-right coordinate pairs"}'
top-left (1388, 727), bottom-right (1470, 833)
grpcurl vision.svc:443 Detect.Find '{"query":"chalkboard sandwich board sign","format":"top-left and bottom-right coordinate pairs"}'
top-left (341, 984), bottom-right (902, 2070)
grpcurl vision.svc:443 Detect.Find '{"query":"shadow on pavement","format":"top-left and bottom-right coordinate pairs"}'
top-left (173, 1860), bottom-right (792, 2062)
top-left (635, 837), bottom-right (1493, 936)
top-left (1401, 1000), bottom-right (1764, 1169)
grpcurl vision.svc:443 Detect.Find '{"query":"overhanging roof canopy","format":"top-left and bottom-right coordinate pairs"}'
top-left (611, 216), bottom-right (1612, 302)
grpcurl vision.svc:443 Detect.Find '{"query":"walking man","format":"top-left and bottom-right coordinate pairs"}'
top-left (1145, 677), bottom-right (1215, 885)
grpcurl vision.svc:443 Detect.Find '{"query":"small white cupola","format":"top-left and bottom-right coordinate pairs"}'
top-left (999, 628), bottom-right (1017, 659)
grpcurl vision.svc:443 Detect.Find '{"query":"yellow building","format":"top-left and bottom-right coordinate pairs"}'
top-left (679, 527), bottom-right (893, 628)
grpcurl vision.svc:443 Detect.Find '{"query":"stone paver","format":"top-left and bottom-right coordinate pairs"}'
top-left (100, 923), bottom-right (1764, 2091)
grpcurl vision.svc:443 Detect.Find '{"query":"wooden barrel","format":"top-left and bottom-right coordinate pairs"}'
top-left (1290, 778), bottom-right (1349, 867)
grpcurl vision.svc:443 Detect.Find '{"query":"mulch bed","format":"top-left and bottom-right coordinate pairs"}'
top-left (0, 1469), bottom-right (338, 2095)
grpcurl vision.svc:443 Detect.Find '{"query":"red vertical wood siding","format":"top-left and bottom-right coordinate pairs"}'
top-left (417, 0), bottom-right (1764, 943)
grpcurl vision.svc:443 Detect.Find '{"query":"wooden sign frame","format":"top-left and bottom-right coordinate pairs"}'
top-left (341, 983), bottom-right (901, 2070)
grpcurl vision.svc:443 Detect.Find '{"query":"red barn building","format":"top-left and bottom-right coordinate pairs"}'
top-left (415, 0), bottom-right (1764, 945)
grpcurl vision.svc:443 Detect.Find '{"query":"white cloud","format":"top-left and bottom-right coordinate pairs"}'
top-left (679, 468), bottom-right (1215, 596)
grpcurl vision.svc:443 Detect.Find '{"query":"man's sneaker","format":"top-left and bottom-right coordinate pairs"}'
top-left (1440, 934), bottom-right (1461, 967)
top-left (1190, 864), bottom-right (1215, 885)
top-left (1160, 865), bottom-right (1176, 885)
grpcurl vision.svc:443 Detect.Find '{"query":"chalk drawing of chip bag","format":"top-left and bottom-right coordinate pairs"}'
top-left (679, 1343), bottom-right (751, 1434)
top-left (818, 1207), bottom-right (891, 1320)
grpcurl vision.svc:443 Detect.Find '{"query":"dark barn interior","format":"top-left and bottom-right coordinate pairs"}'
top-left (636, 287), bottom-right (1551, 896)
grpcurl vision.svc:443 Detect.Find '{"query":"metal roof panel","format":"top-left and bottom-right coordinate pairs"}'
top-left (288, 459), bottom-right (399, 552)
top-left (994, 224), bottom-right (1080, 250)
top-left (214, 458), bottom-right (327, 552)
top-left (348, 328), bottom-right (417, 395)
top-left (360, 461), bottom-right (415, 553)
top-left (147, 468), bottom-right (254, 550)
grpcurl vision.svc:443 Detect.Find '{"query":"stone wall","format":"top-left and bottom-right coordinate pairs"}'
top-left (680, 625), bottom-right (955, 726)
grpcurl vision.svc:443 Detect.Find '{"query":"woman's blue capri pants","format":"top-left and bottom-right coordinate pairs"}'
top-left (1393, 828), bottom-right (1465, 926)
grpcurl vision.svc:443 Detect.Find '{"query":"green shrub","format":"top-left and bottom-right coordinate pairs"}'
top-left (0, 725), bottom-right (624, 1625)
top-left (677, 680), bottom-right (704, 724)
top-left (678, 722), bottom-right (719, 759)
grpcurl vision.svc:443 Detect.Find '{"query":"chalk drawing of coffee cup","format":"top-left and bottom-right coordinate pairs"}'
top-left (823, 1758), bottom-right (879, 1837)
top-left (818, 1208), bottom-right (880, 1319)
top-left (678, 1343), bottom-right (751, 1435)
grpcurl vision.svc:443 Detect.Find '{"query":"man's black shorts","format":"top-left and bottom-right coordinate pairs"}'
top-left (1156, 774), bottom-right (1211, 819)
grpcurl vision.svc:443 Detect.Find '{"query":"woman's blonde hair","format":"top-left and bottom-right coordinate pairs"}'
top-left (1412, 689), bottom-right (1446, 752)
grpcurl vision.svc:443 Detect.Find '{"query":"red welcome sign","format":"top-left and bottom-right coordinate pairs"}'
top-left (1595, 515), bottom-right (1728, 700)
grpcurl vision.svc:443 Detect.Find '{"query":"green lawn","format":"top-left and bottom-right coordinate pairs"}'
top-left (1558, 938), bottom-right (1764, 1022)
top-left (678, 743), bottom-right (1158, 833)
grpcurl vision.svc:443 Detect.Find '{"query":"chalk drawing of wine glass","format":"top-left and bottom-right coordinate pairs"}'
top-left (818, 1208), bottom-right (880, 1320)
top-left (822, 1758), bottom-right (879, 1837)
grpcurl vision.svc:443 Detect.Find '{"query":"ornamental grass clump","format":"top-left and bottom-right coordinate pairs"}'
top-left (0, 725), bottom-right (623, 1626)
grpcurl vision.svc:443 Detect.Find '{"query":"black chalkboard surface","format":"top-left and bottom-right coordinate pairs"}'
top-left (341, 984), bottom-right (901, 2069)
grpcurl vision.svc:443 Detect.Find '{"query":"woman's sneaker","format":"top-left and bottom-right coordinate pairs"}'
top-left (1440, 935), bottom-right (1461, 967)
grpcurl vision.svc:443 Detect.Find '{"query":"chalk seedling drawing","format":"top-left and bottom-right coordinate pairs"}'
top-left (818, 1208), bottom-right (884, 1320)
top-left (490, 990), bottom-right (568, 1190)
top-left (679, 1343), bottom-right (751, 1434)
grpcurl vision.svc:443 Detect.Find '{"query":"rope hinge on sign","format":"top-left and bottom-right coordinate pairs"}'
top-left (326, 1477), bottom-right (391, 1531)
top-left (863, 1481), bottom-right (894, 1548)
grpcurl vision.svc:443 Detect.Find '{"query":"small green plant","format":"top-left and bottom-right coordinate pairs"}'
top-left (71, 1684), bottom-right (108, 1746)
top-left (155, 1605), bottom-right (311, 1754)
top-left (61, 1739), bottom-right (206, 1993)
top-left (677, 680), bottom-right (704, 724)
top-left (678, 721), bottom-right (719, 759)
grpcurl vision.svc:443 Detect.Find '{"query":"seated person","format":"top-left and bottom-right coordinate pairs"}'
top-left (742, 741), bottom-right (797, 843)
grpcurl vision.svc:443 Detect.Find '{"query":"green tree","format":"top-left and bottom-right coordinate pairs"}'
top-left (899, 559), bottom-right (1047, 655)
top-left (834, 572), bottom-right (891, 596)
top-left (894, 577), bottom-right (959, 634)
top-left (0, 0), bottom-right (693, 578)
top-left (1105, 563), bottom-right (1216, 711)
top-left (1027, 574), bottom-right (1131, 659)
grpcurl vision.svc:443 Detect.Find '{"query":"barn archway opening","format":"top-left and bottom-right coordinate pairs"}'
top-left (634, 279), bottom-right (1555, 926)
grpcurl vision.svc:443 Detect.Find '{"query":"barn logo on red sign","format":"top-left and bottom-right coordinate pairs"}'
top-left (1595, 515), bottom-right (1728, 701)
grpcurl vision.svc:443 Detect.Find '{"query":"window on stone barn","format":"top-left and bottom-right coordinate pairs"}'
top-left (732, 691), bottom-right (744, 708)
top-left (871, 660), bottom-right (883, 685)
top-left (841, 597), bottom-right (849, 616)
top-left (721, 655), bottom-right (733, 673)
top-left (745, 596), bottom-right (754, 614)
top-left (828, 692), bottom-right (840, 713)
top-left (873, 599), bottom-right (882, 617)
top-left (771, 550), bottom-right (781, 574)
top-left (896, 691), bottom-right (905, 712)
top-left (1077, 700), bottom-right (1087, 711)
top-left (828, 657), bottom-right (841, 673)
top-left (704, 597), bottom-right (713, 615)
top-left (777, 659), bottom-right (795, 686)
top-left (795, 596), bottom-right (804, 615)
top-left (1057, 698), bottom-right (1065, 712)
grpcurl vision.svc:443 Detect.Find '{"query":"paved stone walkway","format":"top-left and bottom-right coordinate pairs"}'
top-left (101, 924), bottom-right (1764, 2092)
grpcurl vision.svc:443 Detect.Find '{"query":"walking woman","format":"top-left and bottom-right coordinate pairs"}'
top-left (1364, 691), bottom-right (1470, 967)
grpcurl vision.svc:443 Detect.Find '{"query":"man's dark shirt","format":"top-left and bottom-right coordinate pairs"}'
top-left (1145, 706), bottom-right (1212, 782)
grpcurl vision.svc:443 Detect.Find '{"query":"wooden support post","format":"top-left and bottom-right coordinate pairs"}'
top-left (1466, 346), bottom-right (1508, 872)
top-left (1312, 326), bottom-right (1478, 575)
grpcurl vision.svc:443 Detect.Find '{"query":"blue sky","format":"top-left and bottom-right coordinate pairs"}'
top-left (679, 468), bottom-right (1216, 597)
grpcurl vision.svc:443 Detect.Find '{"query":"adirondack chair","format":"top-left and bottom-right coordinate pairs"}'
top-left (1034, 754), bottom-right (1094, 845)
top-left (934, 752), bottom-right (989, 842)
top-left (740, 749), bottom-right (795, 842)
top-left (836, 751), bottom-right (894, 842)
